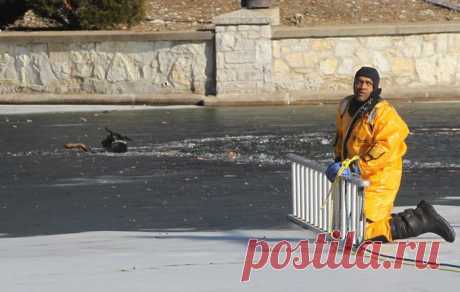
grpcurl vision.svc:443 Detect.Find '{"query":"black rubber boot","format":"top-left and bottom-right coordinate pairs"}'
top-left (391, 200), bottom-right (456, 242)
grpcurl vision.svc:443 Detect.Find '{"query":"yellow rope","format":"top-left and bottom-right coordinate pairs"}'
top-left (322, 156), bottom-right (360, 233)
top-left (322, 155), bottom-right (360, 209)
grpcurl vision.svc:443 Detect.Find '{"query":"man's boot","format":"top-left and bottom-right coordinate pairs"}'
top-left (391, 200), bottom-right (456, 242)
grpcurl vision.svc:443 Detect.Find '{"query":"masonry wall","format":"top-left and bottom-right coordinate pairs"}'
top-left (216, 24), bottom-right (273, 95)
top-left (2, 22), bottom-right (460, 103)
top-left (0, 32), bottom-right (214, 96)
top-left (272, 33), bottom-right (460, 95)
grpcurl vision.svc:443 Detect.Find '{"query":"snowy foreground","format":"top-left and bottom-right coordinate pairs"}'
top-left (0, 206), bottom-right (459, 292)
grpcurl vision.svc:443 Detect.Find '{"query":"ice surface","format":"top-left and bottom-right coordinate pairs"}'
top-left (1, 105), bottom-right (459, 291)
top-left (0, 205), bottom-right (458, 292)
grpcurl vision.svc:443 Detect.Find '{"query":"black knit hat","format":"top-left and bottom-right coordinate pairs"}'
top-left (354, 66), bottom-right (380, 91)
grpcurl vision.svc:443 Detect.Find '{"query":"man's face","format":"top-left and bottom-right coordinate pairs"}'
top-left (353, 76), bottom-right (374, 102)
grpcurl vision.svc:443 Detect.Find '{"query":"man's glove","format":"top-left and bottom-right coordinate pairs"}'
top-left (350, 163), bottom-right (360, 175)
top-left (325, 162), bottom-right (351, 182)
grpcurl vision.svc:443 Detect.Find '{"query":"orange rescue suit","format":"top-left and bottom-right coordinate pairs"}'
top-left (334, 96), bottom-right (410, 241)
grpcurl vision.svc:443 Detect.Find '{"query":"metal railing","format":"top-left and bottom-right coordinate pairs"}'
top-left (287, 154), bottom-right (369, 246)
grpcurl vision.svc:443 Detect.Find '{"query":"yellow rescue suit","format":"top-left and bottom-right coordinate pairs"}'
top-left (334, 96), bottom-right (409, 241)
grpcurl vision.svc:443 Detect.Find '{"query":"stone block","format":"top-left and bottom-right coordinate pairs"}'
top-left (335, 39), bottom-right (356, 57)
top-left (312, 39), bottom-right (333, 51)
top-left (216, 52), bottom-right (225, 69)
top-left (259, 7), bottom-right (280, 26)
top-left (272, 41), bottom-right (281, 59)
top-left (256, 41), bottom-right (272, 63)
top-left (320, 58), bottom-right (338, 75)
top-left (234, 39), bottom-right (256, 51)
top-left (216, 34), bottom-right (236, 51)
top-left (273, 59), bottom-right (290, 74)
top-left (421, 42), bottom-right (435, 57)
top-left (246, 30), bottom-right (261, 39)
top-left (394, 76), bottom-right (413, 86)
top-left (337, 59), bottom-right (354, 75)
top-left (391, 57), bottom-right (414, 76)
top-left (238, 25), bottom-right (252, 31)
top-left (285, 52), bottom-right (305, 68)
top-left (224, 51), bottom-right (256, 64)
top-left (371, 51), bottom-right (390, 73)
top-left (354, 48), bottom-right (371, 64)
top-left (302, 52), bottom-right (317, 68)
top-left (401, 36), bottom-right (422, 58)
top-left (260, 26), bottom-right (272, 38)
top-left (281, 39), bottom-right (309, 53)
top-left (237, 69), bottom-right (263, 81)
top-left (213, 8), bottom-right (279, 25)
top-left (437, 55), bottom-right (457, 84)
top-left (280, 44), bottom-right (290, 54)
top-left (217, 69), bottom-right (238, 82)
top-left (215, 26), bottom-right (225, 33)
top-left (415, 56), bottom-right (437, 85)
top-left (436, 34), bottom-right (449, 54)
top-left (447, 34), bottom-right (460, 53)
top-left (366, 37), bottom-right (392, 49)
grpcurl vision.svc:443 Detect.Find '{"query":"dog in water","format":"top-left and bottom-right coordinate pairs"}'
top-left (101, 127), bottom-right (131, 153)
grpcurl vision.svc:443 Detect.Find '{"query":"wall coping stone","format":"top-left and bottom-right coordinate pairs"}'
top-left (214, 8), bottom-right (280, 25)
top-left (272, 22), bottom-right (460, 39)
top-left (0, 30), bottom-right (213, 44)
top-left (2, 21), bottom-right (459, 44)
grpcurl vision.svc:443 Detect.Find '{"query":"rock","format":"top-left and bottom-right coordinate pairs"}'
top-left (273, 59), bottom-right (290, 74)
top-left (150, 19), bottom-right (165, 25)
top-left (335, 39), bottom-right (356, 57)
top-left (285, 53), bottom-right (305, 68)
top-left (419, 9), bottom-right (435, 17)
top-left (293, 13), bottom-right (304, 25)
top-left (337, 59), bottom-right (354, 75)
top-left (320, 58), bottom-right (338, 75)
top-left (391, 58), bottom-right (414, 76)
top-left (415, 56), bottom-right (437, 85)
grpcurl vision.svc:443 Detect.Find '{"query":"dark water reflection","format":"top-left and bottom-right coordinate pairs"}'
top-left (0, 102), bottom-right (459, 236)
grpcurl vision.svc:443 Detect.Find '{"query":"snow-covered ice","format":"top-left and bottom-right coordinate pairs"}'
top-left (0, 205), bottom-right (458, 292)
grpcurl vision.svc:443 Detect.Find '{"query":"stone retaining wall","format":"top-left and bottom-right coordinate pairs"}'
top-left (2, 10), bottom-right (460, 104)
top-left (213, 10), bottom-right (460, 102)
top-left (0, 31), bottom-right (214, 96)
top-left (272, 32), bottom-right (460, 95)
